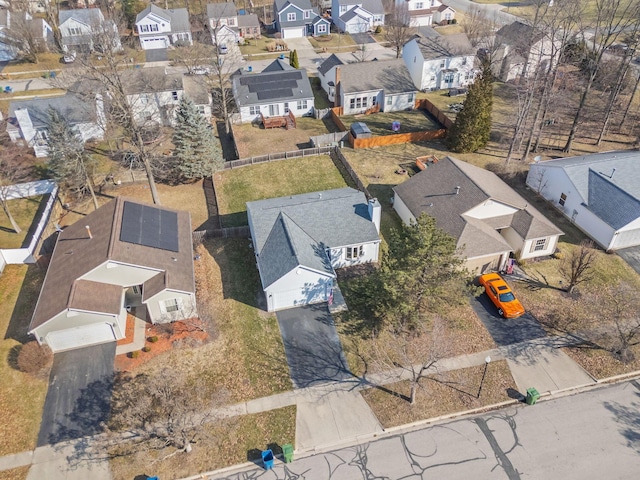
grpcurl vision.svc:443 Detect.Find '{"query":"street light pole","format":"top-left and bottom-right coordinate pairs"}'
top-left (477, 356), bottom-right (491, 399)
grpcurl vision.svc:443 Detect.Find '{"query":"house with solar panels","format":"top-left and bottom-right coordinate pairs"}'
top-left (273, 0), bottom-right (330, 38)
top-left (232, 59), bottom-right (314, 124)
top-left (526, 151), bottom-right (640, 251)
top-left (247, 188), bottom-right (381, 311)
top-left (29, 198), bottom-right (197, 353)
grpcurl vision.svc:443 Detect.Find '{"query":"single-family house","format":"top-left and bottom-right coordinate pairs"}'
top-left (135, 4), bottom-right (192, 50)
top-left (526, 151), bottom-right (640, 251)
top-left (394, 0), bottom-right (455, 27)
top-left (393, 156), bottom-right (563, 273)
top-left (232, 59), bottom-right (314, 123)
top-left (402, 32), bottom-right (475, 91)
top-left (318, 58), bottom-right (417, 113)
top-left (207, 2), bottom-right (260, 45)
top-left (0, 8), bottom-right (53, 60)
top-left (122, 67), bottom-right (212, 127)
top-left (273, 0), bottom-right (330, 38)
top-left (247, 187), bottom-right (381, 311)
top-left (332, 0), bottom-right (385, 34)
top-left (59, 8), bottom-right (121, 53)
top-left (6, 93), bottom-right (105, 157)
top-left (494, 21), bottom-right (561, 82)
top-left (29, 198), bottom-right (197, 353)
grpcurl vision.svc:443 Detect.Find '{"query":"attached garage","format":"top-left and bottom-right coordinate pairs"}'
top-left (613, 228), bottom-right (640, 250)
top-left (266, 268), bottom-right (333, 312)
top-left (45, 323), bottom-right (116, 353)
top-left (282, 27), bottom-right (305, 38)
top-left (142, 37), bottom-right (168, 49)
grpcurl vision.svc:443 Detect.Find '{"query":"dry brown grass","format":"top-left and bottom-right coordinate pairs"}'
top-left (362, 360), bottom-right (516, 428)
top-left (563, 346), bottom-right (640, 380)
top-left (232, 117), bottom-right (330, 158)
top-left (0, 466), bottom-right (30, 480)
top-left (0, 196), bottom-right (44, 249)
top-left (59, 180), bottom-right (210, 231)
top-left (0, 265), bottom-right (48, 456)
top-left (110, 406), bottom-right (296, 480)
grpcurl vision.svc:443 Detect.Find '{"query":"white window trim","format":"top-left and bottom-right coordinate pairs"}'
top-left (345, 245), bottom-right (364, 260)
top-left (531, 238), bottom-right (547, 253)
top-left (160, 298), bottom-right (183, 314)
top-left (287, 12), bottom-right (296, 21)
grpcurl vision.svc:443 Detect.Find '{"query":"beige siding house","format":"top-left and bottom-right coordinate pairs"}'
top-left (393, 156), bottom-right (563, 273)
top-left (29, 198), bottom-right (197, 353)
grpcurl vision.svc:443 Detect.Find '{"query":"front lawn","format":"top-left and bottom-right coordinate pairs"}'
top-left (0, 196), bottom-right (45, 249)
top-left (0, 265), bottom-right (48, 456)
top-left (215, 155), bottom-right (348, 227)
top-left (362, 360), bottom-right (517, 428)
top-left (340, 110), bottom-right (441, 136)
top-left (308, 34), bottom-right (357, 49)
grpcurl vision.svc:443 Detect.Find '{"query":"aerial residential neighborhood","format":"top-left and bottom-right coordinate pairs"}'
top-left (1, 0), bottom-right (640, 479)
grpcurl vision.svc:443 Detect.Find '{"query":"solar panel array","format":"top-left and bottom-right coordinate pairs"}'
top-left (120, 201), bottom-right (179, 252)
top-left (239, 71), bottom-right (303, 101)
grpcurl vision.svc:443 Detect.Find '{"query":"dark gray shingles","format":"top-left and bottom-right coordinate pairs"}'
top-left (318, 54), bottom-right (345, 76)
top-left (207, 2), bottom-right (237, 19)
top-left (59, 8), bottom-right (104, 26)
top-left (9, 93), bottom-right (98, 128)
top-left (587, 169), bottom-right (640, 229)
top-left (338, 59), bottom-right (416, 94)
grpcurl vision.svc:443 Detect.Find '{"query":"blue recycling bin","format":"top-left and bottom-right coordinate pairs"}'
top-left (4, 86), bottom-right (12, 93)
top-left (261, 449), bottom-right (274, 469)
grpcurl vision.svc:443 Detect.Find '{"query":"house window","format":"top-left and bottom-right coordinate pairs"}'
top-left (284, 102), bottom-right (289, 113)
top-left (346, 245), bottom-right (364, 259)
top-left (440, 60), bottom-right (445, 68)
top-left (444, 73), bottom-right (454, 83)
top-left (445, 12), bottom-right (452, 20)
top-left (297, 99), bottom-right (308, 109)
top-left (533, 238), bottom-right (547, 252)
top-left (287, 12), bottom-right (296, 21)
top-left (162, 298), bottom-right (181, 313)
top-left (340, 5), bottom-right (347, 13)
top-left (386, 96), bottom-right (392, 105)
top-left (349, 96), bottom-right (368, 110)
top-left (228, 18), bottom-right (235, 26)
top-left (559, 193), bottom-right (567, 206)
top-left (175, 33), bottom-right (189, 42)
top-left (415, 2), bottom-right (423, 8)
top-left (430, 75), bottom-right (436, 81)
top-left (304, 10), bottom-right (310, 19)
top-left (373, 15), bottom-right (382, 22)
top-left (140, 24), bottom-right (159, 33)
top-left (68, 27), bottom-right (81, 35)
top-left (198, 105), bottom-right (206, 115)
top-left (140, 95), bottom-right (149, 104)
top-left (372, 97), bottom-right (377, 105)
top-left (318, 23), bottom-right (327, 33)
top-left (249, 106), bottom-right (260, 115)
top-left (407, 93), bottom-right (414, 102)
top-left (462, 57), bottom-right (467, 65)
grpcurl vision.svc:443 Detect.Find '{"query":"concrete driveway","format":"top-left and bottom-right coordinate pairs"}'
top-left (470, 293), bottom-right (547, 346)
top-left (37, 342), bottom-right (116, 446)
top-left (145, 48), bottom-right (168, 62)
top-left (617, 245), bottom-right (640, 275)
top-left (276, 304), bottom-right (351, 388)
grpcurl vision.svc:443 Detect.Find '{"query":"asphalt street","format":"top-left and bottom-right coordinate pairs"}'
top-left (211, 379), bottom-right (640, 480)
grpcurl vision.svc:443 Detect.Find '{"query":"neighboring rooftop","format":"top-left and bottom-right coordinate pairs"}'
top-left (59, 8), bottom-right (105, 25)
top-left (409, 32), bottom-right (474, 59)
top-left (207, 2), bottom-right (237, 19)
top-left (8, 93), bottom-right (99, 129)
top-left (337, 59), bottom-right (416, 94)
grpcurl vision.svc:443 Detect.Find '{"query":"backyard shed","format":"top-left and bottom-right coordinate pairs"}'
top-left (350, 122), bottom-right (372, 139)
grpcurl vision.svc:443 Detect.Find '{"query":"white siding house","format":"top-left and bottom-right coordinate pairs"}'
top-left (247, 188), bottom-right (381, 312)
top-left (402, 32), bottom-right (476, 91)
top-left (332, 0), bottom-right (385, 33)
top-left (29, 198), bottom-right (197, 353)
top-left (135, 4), bottom-right (192, 50)
top-left (394, 156), bottom-right (563, 273)
top-left (59, 8), bottom-right (121, 53)
top-left (394, 0), bottom-right (455, 27)
top-left (526, 151), bottom-right (640, 251)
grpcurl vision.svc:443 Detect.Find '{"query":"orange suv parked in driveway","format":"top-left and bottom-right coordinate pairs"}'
top-left (478, 273), bottom-right (525, 318)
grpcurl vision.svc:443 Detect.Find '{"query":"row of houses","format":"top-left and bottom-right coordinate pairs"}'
top-left (30, 146), bottom-right (640, 353)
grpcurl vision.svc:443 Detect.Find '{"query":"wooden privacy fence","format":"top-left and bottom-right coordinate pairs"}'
top-left (224, 146), bottom-right (334, 169)
top-left (349, 128), bottom-right (446, 148)
top-left (330, 148), bottom-right (372, 199)
top-left (330, 107), bottom-right (347, 132)
top-left (415, 98), bottom-right (454, 129)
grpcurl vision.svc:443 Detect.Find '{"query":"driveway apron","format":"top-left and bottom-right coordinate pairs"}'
top-left (617, 246), bottom-right (640, 275)
top-left (37, 342), bottom-right (116, 446)
top-left (276, 304), bottom-right (351, 388)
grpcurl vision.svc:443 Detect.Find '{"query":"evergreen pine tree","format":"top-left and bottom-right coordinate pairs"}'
top-left (289, 49), bottom-right (299, 69)
top-left (172, 96), bottom-right (224, 179)
top-left (447, 60), bottom-right (493, 153)
top-left (46, 107), bottom-right (99, 209)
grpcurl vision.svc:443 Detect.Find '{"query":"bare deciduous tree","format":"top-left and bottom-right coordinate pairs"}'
top-left (3, 11), bottom-right (50, 63)
top-left (558, 240), bottom-right (597, 293)
top-left (0, 143), bottom-right (34, 234)
top-left (385, 4), bottom-right (415, 59)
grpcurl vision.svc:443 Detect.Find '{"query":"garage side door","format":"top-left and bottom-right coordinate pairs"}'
top-left (46, 324), bottom-right (116, 353)
top-left (613, 228), bottom-right (640, 249)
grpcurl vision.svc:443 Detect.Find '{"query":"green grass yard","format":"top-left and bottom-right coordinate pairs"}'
top-left (340, 110), bottom-right (441, 136)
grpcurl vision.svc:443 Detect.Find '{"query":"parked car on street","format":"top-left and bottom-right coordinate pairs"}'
top-left (478, 273), bottom-right (525, 318)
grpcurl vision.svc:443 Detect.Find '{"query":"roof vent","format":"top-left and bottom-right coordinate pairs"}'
top-left (455, 186), bottom-right (460, 195)
top-left (85, 225), bottom-right (93, 239)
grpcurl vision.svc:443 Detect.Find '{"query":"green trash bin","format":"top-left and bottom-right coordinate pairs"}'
top-left (282, 443), bottom-right (294, 463)
top-left (526, 387), bottom-right (540, 405)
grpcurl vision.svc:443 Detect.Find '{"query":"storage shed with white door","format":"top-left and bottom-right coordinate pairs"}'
top-left (526, 150), bottom-right (640, 251)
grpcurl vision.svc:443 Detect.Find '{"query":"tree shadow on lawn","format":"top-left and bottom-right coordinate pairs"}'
top-left (4, 264), bottom-right (45, 343)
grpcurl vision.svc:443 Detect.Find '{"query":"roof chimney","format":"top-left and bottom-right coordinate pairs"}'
top-left (85, 225), bottom-right (93, 239)
top-left (368, 198), bottom-right (381, 234)
top-left (335, 66), bottom-right (341, 107)
top-left (455, 186), bottom-right (460, 195)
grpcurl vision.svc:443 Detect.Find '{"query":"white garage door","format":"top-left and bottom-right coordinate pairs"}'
top-left (282, 27), bottom-right (305, 39)
top-left (272, 286), bottom-right (329, 311)
top-left (613, 228), bottom-right (640, 250)
top-left (346, 22), bottom-right (369, 34)
top-left (46, 323), bottom-right (116, 353)
top-left (142, 37), bottom-right (168, 49)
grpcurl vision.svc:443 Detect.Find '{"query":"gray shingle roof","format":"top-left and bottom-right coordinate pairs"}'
top-left (340, 8), bottom-right (366, 23)
top-left (137, 5), bottom-right (190, 32)
top-left (247, 188), bottom-right (380, 286)
top-left (497, 21), bottom-right (543, 46)
top-left (59, 8), bottom-right (105, 26)
top-left (338, 59), bottom-right (416, 94)
top-left (120, 67), bottom-right (184, 94)
top-left (8, 93), bottom-right (99, 128)
top-left (182, 75), bottom-right (211, 105)
top-left (238, 13), bottom-right (260, 28)
top-left (335, 0), bottom-right (384, 15)
top-left (587, 169), bottom-right (640, 229)
top-left (393, 157), bottom-right (563, 255)
top-left (410, 32), bottom-right (474, 59)
top-left (232, 60), bottom-right (313, 107)
top-left (207, 2), bottom-right (237, 19)
top-left (136, 4), bottom-right (171, 23)
top-left (275, 0), bottom-right (313, 12)
top-left (318, 53), bottom-right (344, 76)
